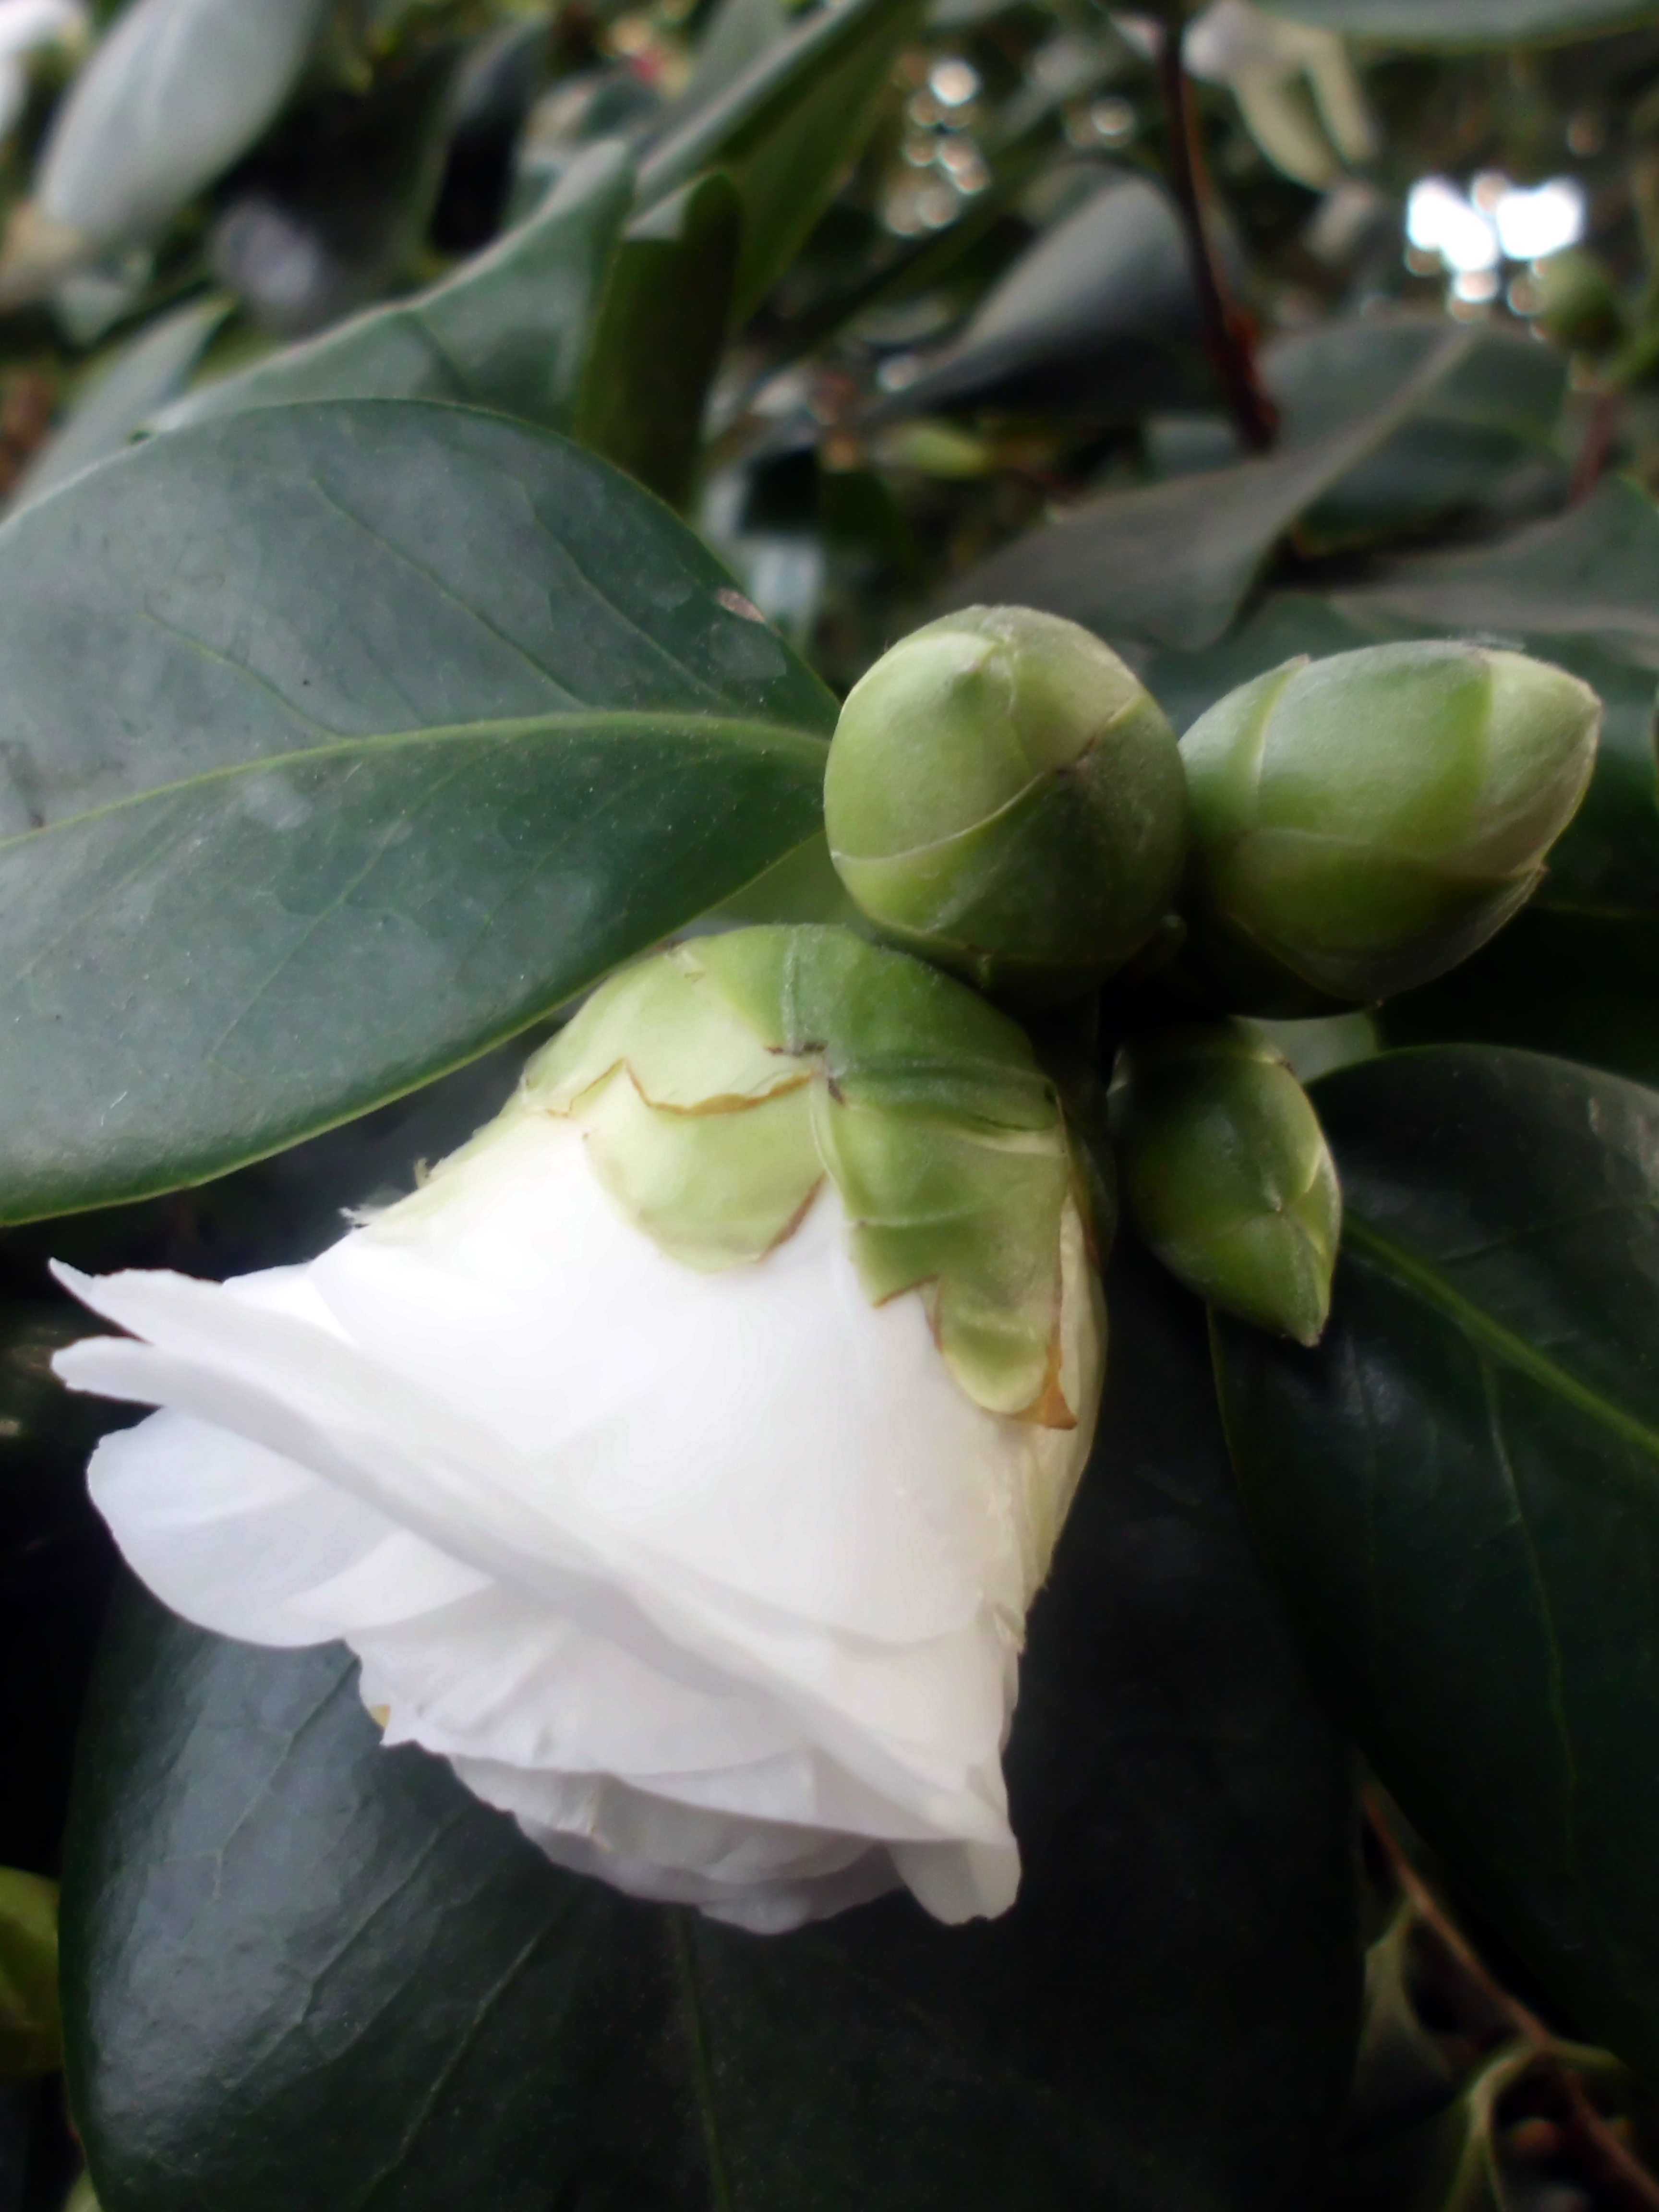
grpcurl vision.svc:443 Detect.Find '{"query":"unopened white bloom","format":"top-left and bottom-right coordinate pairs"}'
top-left (54, 929), bottom-right (1105, 1935)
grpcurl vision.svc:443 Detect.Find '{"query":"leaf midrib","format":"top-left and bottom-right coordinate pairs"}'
top-left (1344, 1214), bottom-right (1659, 1465)
top-left (0, 710), bottom-right (830, 857)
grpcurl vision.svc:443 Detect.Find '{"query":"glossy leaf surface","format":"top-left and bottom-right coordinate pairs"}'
top-left (1215, 1047), bottom-right (1659, 2078)
top-left (0, 401), bottom-right (834, 1220)
top-left (62, 1246), bottom-right (1357, 2212)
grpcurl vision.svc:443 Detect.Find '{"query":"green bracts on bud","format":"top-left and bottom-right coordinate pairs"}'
top-left (825, 606), bottom-right (1188, 998)
top-left (1113, 1023), bottom-right (1340, 1346)
top-left (1179, 642), bottom-right (1602, 1009)
top-left (0, 1867), bottom-right (60, 2080)
top-left (426, 926), bottom-right (1102, 1433)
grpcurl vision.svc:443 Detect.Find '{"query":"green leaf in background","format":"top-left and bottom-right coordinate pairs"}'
top-left (1214, 1046), bottom-right (1659, 2080)
top-left (1259, 0), bottom-right (1659, 44)
top-left (8, 298), bottom-right (232, 514)
top-left (27, 0), bottom-right (332, 261)
top-left (670, 0), bottom-right (793, 123)
top-left (61, 1245), bottom-right (1357, 2212)
top-left (155, 142), bottom-right (635, 436)
top-left (0, 1873), bottom-right (59, 2082)
top-left (207, 42), bottom-right (465, 340)
top-left (868, 171), bottom-right (1211, 424)
top-left (1337, 477), bottom-right (1659, 653)
top-left (576, 172), bottom-right (742, 510)
top-left (638, 0), bottom-right (922, 321)
top-left (944, 323), bottom-right (1475, 649)
top-left (1266, 320), bottom-right (1567, 556)
top-left (0, 400), bottom-right (834, 1223)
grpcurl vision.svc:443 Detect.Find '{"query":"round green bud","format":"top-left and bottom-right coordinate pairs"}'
top-left (824, 606), bottom-right (1189, 998)
top-left (1179, 641), bottom-right (1601, 1009)
top-left (1112, 1022), bottom-right (1340, 1346)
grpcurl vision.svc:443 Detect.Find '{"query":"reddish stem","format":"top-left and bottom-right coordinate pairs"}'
top-left (1154, 20), bottom-right (1277, 454)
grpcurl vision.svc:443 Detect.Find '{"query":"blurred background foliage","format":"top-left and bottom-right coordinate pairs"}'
top-left (4, 0), bottom-right (1659, 2205)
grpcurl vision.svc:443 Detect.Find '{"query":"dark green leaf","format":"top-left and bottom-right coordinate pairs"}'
top-left (1266, 321), bottom-right (1566, 556)
top-left (62, 1245), bottom-right (1356, 2212)
top-left (156, 141), bottom-right (634, 435)
top-left (1336, 478), bottom-right (1659, 657)
top-left (576, 172), bottom-right (741, 509)
top-left (9, 299), bottom-right (231, 513)
top-left (638, 0), bottom-right (922, 320)
top-left (868, 171), bottom-right (1211, 424)
top-left (0, 1308), bottom-right (118, 1879)
top-left (1380, 909), bottom-right (1659, 1088)
top-left (943, 324), bottom-right (1477, 649)
top-left (0, 400), bottom-right (834, 1222)
top-left (1259, 0), bottom-right (1659, 44)
top-left (673, 0), bottom-right (793, 122)
top-left (1214, 1046), bottom-right (1659, 2079)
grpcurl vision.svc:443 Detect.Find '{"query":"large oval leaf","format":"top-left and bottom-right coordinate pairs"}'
top-left (0, 401), bottom-right (833, 1223)
top-left (1214, 1046), bottom-right (1659, 2078)
top-left (61, 1244), bottom-right (1357, 2212)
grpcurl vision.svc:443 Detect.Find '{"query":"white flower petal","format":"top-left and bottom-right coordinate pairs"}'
top-left (445, 1754), bottom-right (898, 1932)
top-left (81, 1408), bottom-right (478, 1648)
top-left (323, 1117), bottom-right (1033, 1643)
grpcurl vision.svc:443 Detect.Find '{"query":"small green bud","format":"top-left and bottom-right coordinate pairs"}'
top-left (824, 606), bottom-right (1189, 998)
top-left (1112, 1022), bottom-right (1340, 1346)
top-left (0, 1867), bottom-right (60, 2080)
top-left (1180, 642), bottom-right (1601, 1008)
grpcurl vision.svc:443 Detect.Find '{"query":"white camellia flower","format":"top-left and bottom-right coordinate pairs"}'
top-left (54, 927), bottom-right (1106, 1936)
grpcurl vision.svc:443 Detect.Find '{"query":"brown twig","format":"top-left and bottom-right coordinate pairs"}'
top-left (1153, 19), bottom-right (1277, 455)
top-left (1366, 1791), bottom-right (1659, 2211)
top-left (1570, 383), bottom-right (1624, 506)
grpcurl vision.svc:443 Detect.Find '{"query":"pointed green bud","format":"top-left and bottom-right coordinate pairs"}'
top-left (1179, 642), bottom-right (1601, 1009)
top-left (0, 1867), bottom-right (60, 2080)
top-left (1112, 1022), bottom-right (1340, 1345)
top-left (824, 606), bottom-right (1189, 998)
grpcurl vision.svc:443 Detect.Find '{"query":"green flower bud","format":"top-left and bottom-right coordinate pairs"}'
top-left (0, 1867), bottom-right (60, 2080)
top-left (824, 606), bottom-right (1189, 998)
top-left (1112, 1022), bottom-right (1340, 1346)
top-left (1179, 642), bottom-right (1601, 1009)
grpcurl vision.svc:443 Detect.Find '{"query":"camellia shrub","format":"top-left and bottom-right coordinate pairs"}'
top-left (3, 1), bottom-right (1659, 2209)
